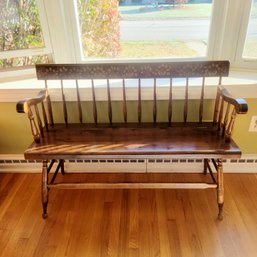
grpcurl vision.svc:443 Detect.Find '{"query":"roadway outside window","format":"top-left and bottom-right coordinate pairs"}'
top-left (76, 0), bottom-right (213, 59)
top-left (0, 0), bottom-right (51, 70)
top-left (242, 0), bottom-right (257, 59)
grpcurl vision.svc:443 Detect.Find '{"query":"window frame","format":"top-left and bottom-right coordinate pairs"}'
top-left (0, 0), bottom-right (53, 71)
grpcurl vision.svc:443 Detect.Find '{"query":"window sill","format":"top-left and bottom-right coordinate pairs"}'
top-left (1, 69), bottom-right (257, 103)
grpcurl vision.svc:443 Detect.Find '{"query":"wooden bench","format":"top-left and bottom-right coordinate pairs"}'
top-left (17, 61), bottom-right (248, 219)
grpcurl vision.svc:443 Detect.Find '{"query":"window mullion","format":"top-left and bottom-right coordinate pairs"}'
top-left (62, 0), bottom-right (84, 63)
top-left (207, 0), bottom-right (229, 60)
top-left (217, 0), bottom-right (243, 62)
top-left (43, 0), bottom-right (76, 63)
top-left (234, 0), bottom-right (257, 68)
top-left (219, 0), bottom-right (255, 68)
top-left (36, 0), bottom-right (53, 55)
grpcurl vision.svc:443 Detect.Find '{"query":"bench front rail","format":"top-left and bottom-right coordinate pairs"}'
top-left (16, 61), bottom-right (248, 219)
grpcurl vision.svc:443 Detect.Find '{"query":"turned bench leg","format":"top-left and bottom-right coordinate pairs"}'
top-left (42, 160), bottom-right (48, 219)
top-left (217, 159), bottom-right (224, 220)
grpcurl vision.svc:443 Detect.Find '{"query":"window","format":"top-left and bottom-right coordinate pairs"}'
top-left (1, 0), bottom-right (257, 76)
top-left (243, 0), bottom-right (257, 59)
top-left (0, 0), bottom-right (52, 70)
top-left (76, 0), bottom-right (120, 59)
top-left (75, 0), bottom-right (213, 60)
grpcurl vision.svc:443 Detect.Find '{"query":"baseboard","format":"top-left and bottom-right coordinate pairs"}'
top-left (0, 154), bottom-right (256, 173)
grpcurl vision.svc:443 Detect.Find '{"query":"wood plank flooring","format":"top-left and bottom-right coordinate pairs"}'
top-left (0, 173), bottom-right (257, 257)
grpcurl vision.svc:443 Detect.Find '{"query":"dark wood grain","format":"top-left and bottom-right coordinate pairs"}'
top-left (24, 123), bottom-right (241, 160)
top-left (153, 78), bottom-right (157, 124)
top-left (34, 105), bottom-right (44, 137)
top-left (122, 79), bottom-right (127, 123)
top-left (107, 79), bottom-right (112, 124)
top-left (168, 78), bottom-right (173, 125)
top-left (61, 80), bottom-right (68, 125)
top-left (199, 77), bottom-right (205, 123)
top-left (138, 79), bottom-right (141, 124)
top-left (41, 102), bottom-right (48, 131)
top-left (44, 81), bottom-right (54, 126)
top-left (213, 89), bottom-right (221, 125)
top-left (222, 103), bottom-right (230, 136)
top-left (225, 108), bottom-right (237, 141)
top-left (218, 98), bottom-right (224, 131)
top-left (76, 80), bottom-right (83, 124)
top-left (91, 80), bottom-right (98, 124)
top-left (184, 78), bottom-right (189, 123)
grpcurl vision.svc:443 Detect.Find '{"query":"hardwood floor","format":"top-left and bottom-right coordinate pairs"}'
top-left (0, 173), bottom-right (257, 257)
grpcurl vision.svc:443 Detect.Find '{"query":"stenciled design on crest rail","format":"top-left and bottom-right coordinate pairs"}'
top-left (36, 61), bottom-right (230, 80)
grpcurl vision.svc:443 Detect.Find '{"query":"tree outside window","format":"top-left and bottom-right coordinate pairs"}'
top-left (0, 0), bottom-right (49, 69)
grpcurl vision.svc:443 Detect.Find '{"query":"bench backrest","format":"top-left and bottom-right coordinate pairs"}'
top-left (36, 61), bottom-right (229, 126)
top-left (18, 60), bottom-right (248, 143)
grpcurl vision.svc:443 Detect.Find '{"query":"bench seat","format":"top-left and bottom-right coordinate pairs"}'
top-left (24, 123), bottom-right (241, 160)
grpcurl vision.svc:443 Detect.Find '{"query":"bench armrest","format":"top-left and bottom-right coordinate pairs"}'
top-left (214, 86), bottom-right (248, 142)
top-left (16, 89), bottom-right (49, 143)
top-left (16, 89), bottom-right (48, 113)
top-left (219, 86), bottom-right (248, 114)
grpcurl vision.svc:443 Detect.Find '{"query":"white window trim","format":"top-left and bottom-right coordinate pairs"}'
top-left (42, 0), bottom-right (76, 63)
top-left (35, 0), bottom-right (53, 55)
top-left (0, 48), bottom-right (52, 60)
top-left (207, 0), bottom-right (228, 60)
